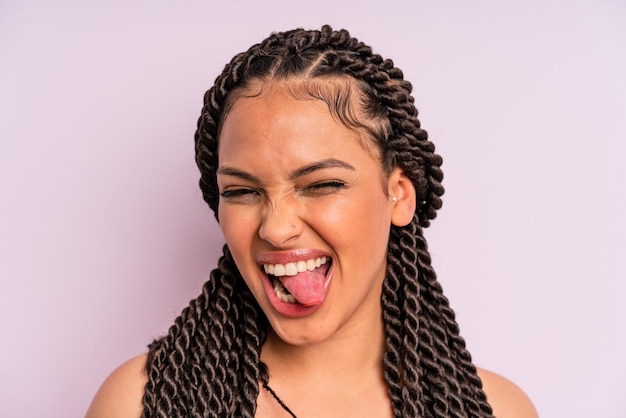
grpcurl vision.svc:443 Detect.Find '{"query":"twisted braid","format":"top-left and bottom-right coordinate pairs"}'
top-left (144, 25), bottom-right (492, 417)
top-left (142, 246), bottom-right (265, 417)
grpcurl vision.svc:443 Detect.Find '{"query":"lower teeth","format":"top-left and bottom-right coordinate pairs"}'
top-left (273, 278), bottom-right (296, 304)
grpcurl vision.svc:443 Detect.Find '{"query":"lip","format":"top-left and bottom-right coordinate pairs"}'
top-left (258, 253), bottom-right (334, 318)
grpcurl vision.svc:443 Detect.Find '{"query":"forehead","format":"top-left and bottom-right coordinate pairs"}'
top-left (219, 89), bottom-right (355, 158)
top-left (218, 80), bottom-right (382, 164)
top-left (217, 89), bottom-right (383, 178)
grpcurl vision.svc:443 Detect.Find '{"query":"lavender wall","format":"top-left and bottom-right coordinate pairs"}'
top-left (1, 1), bottom-right (624, 417)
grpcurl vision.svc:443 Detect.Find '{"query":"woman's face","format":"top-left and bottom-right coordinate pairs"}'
top-left (216, 85), bottom-right (399, 345)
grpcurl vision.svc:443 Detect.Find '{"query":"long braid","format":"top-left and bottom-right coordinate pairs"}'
top-left (142, 246), bottom-right (264, 417)
top-left (414, 225), bottom-right (492, 416)
top-left (144, 25), bottom-right (492, 417)
top-left (384, 224), bottom-right (422, 418)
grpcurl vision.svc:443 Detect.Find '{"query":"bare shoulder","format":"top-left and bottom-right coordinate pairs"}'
top-left (85, 353), bottom-right (148, 418)
top-left (477, 368), bottom-right (538, 418)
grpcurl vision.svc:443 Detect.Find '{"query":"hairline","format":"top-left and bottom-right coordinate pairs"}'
top-left (217, 76), bottom-right (393, 176)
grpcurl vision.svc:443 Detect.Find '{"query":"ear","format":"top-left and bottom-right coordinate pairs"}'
top-left (388, 167), bottom-right (416, 227)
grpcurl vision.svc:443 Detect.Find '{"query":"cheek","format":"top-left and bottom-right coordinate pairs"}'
top-left (218, 207), bottom-right (258, 255)
top-left (304, 198), bottom-right (352, 235)
top-left (218, 208), bottom-right (263, 292)
top-left (308, 195), bottom-right (389, 253)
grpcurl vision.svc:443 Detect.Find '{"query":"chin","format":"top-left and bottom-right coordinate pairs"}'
top-left (267, 319), bottom-right (337, 347)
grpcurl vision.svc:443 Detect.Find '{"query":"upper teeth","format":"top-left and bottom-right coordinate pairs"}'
top-left (263, 256), bottom-right (328, 277)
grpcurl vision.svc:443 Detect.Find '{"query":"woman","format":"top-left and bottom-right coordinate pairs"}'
top-left (86, 26), bottom-right (537, 417)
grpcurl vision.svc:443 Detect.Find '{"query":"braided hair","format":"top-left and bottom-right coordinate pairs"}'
top-left (142, 25), bottom-right (493, 417)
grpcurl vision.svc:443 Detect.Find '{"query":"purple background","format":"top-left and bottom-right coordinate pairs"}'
top-left (1, 1), bottom-right (625, 417)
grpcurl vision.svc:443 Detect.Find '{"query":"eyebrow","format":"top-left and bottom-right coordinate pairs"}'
top-left (289, 158), bottom-right (355, 180)
top-left (217, 158), bottom-right (355, 182)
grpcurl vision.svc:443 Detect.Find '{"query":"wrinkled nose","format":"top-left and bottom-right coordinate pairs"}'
top-left (258, 200), bottom-right (302, 247)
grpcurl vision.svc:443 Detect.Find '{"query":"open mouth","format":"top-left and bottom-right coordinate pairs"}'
top-left (272, 278), bottom-right (298, 304)
top-left (262, 256), bottom-right (332, 306)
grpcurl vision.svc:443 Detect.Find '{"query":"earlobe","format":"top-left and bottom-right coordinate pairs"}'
top-left (388, 168), bottom-right (416, 227)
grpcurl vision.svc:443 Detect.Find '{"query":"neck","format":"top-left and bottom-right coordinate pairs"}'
top-left (257, 310), bottom-right (394, 418)
top-left (261, 314), bottom-right (386, 388)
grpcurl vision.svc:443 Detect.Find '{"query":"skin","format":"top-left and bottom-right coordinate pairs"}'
top-left (217, 85), bottom-right (410, 417)
top-left (85, 84), bottom-right (538, 418)
top-left (217, 85), bottom-right (409, 347)
top-left (85, 354), bottom-right (538, 417)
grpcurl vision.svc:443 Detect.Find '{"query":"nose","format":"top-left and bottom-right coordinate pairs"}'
top-left (258, 198), bottom-right (302, 247)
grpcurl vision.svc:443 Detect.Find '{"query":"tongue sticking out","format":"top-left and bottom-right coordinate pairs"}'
top-left (280, 268), bottom-right (328, 306)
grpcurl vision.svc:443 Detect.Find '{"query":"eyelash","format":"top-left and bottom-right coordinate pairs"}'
top-left (219, 188), bottom-right (259, 198)
top-left (305, 181), bottom-right (347, 192)
top-left (219, 181), bottom-right (347, 200)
